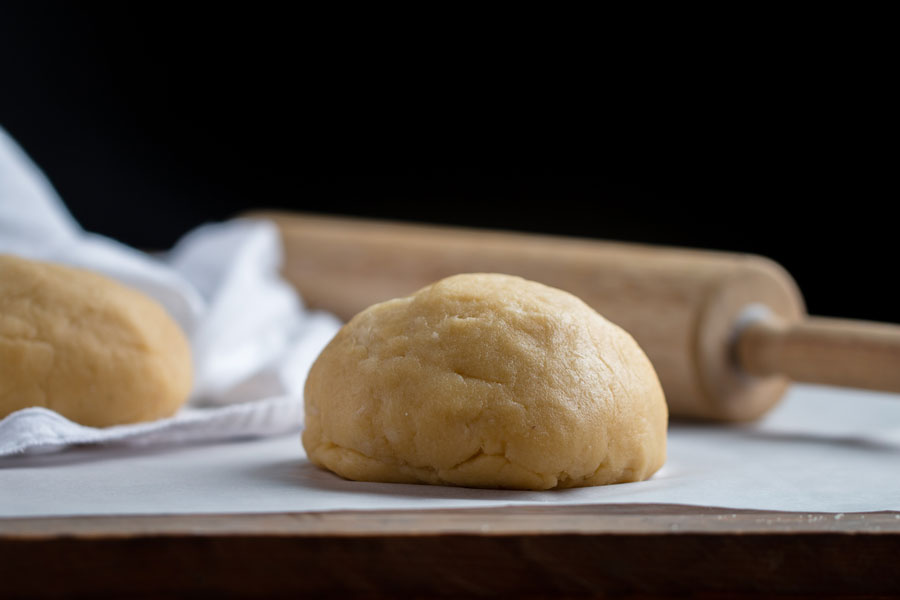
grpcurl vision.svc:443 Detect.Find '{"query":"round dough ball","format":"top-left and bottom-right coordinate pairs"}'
top-left (303, 273), bottom-right (667, 490)
top-left (0, 254), bottom-right (193, 427)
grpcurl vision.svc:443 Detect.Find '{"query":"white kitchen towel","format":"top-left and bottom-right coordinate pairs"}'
top-left (0, 127), bottom-right (342, 456)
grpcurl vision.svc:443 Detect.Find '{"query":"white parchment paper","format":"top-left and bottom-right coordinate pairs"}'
top-left (2, 384), bottom-right (899, 516)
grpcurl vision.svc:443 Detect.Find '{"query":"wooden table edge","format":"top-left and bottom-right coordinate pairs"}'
top-left (3, 503), bottom-right (900, 539)
top-left (4, 504), bottom-right (900, 598)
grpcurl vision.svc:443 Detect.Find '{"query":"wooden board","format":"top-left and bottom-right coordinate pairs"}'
top-left (3, 504), bottom-right (900, 598)
top-left (5, 216), bottom-right (899, 597)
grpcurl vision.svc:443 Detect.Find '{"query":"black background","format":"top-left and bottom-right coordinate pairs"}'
top-left (1, 4), bottom-right (895, 322)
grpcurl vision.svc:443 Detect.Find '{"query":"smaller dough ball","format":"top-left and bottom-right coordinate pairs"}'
top-left (0, 254), bottom-right (193, 427)
top-left (303, 273), bottom-right (667, 490)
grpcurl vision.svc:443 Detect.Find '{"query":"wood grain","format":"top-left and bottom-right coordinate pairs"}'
top-left (3, 504), bottom-right (900, 537)
top-left (2, 505), bottom-right (899, 598)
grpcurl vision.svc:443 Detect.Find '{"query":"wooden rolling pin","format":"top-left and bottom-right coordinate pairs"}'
top-left (258, 212), bottom-right (900, 421)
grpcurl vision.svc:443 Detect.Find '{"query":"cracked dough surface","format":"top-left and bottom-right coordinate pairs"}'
top-left (303, 273), bottom-right (667, 490)
top-left (0, 254), bottom-right (192, 427)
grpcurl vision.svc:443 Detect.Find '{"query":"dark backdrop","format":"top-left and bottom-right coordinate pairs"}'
top-left (1, 4), bottom-right (895, 322)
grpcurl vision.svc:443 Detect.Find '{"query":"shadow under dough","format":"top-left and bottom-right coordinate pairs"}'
top-left (245, 458), bottom-right (645, 503)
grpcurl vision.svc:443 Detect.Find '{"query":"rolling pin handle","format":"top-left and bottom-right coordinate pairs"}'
top-left (736, 315), bottom-right (900, 395)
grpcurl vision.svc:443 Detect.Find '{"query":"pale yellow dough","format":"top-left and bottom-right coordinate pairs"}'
top-left (0, 254), bottom-right (192, 427)
top-left (303, 273), bottom-right (667, 490)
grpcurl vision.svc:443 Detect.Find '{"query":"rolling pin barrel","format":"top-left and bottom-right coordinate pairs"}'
top-left (262, 213), bottom-right (898, 421)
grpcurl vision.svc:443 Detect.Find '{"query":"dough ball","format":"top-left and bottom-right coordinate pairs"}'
top-left (303, 273), bottom-right (667, 490)
top-left (0, 254), bottom-right (193, 427)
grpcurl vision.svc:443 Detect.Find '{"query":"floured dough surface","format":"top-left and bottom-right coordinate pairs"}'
top-left (303, 273), bottom-right (667, 490)
top-left (0, 254), bottom-right (192, 427)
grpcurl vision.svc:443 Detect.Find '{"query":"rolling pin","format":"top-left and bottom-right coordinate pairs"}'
top-left (258, 212), bottom-right (900, 422)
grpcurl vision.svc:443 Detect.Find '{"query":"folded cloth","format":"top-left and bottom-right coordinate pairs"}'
top-left (0, 127), bottom-right (342, 456)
